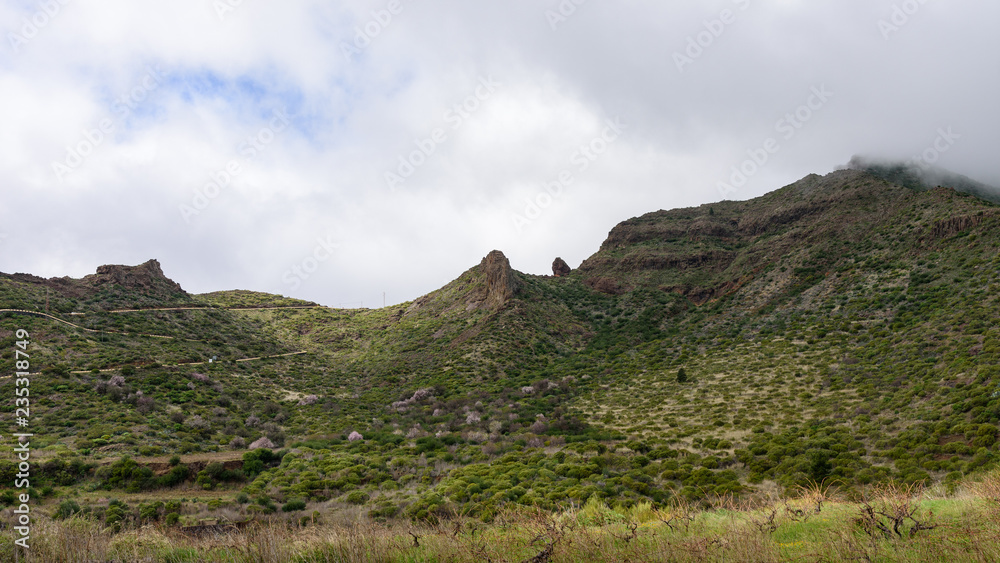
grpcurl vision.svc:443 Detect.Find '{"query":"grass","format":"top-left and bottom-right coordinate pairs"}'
top-left (6, 476), bottom-right (1000, 562)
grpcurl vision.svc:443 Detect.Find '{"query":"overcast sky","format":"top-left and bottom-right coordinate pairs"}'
top-left (1, 0), bottom-right (998, 308)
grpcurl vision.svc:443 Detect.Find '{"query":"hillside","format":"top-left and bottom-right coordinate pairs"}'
top-left (1, 165), bottom-right (998, 531)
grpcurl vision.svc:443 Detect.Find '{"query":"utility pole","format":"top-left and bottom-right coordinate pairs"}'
top-left (383, 292), bottom-right (386, 308)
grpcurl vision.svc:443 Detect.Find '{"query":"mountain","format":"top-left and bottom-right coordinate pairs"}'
top-left (845, 155), bottom-right (1000, 204)
top-left (1, 163), bottom-right (999, 524)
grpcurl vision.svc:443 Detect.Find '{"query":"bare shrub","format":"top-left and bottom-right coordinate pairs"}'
top-left (853, 483), bottom-right (937, 540)
top-left (464, 431), bottom-right (488, 443)
top-left (390, 388), bottom-right (435, 412)
top-left (249, 437), bottom-right (276, 450)
top-left (136, 396), bottom-right (156, 414)
top-left (186, 416), bottom-right (209, 430)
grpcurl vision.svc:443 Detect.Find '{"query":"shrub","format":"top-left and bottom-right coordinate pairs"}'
top-left (54, 500), bottom-right (81, 519)
top-left (282, 499), bottom-right (307, 512)
top-left (158, 464), bottom-right (189, 488)
top-left (103, 457), bottom-right (155, 492)
top-left (346, 491), bottom-right (370, 505)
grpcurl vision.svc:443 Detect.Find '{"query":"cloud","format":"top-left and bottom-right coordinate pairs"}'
top-left (1, 0), bottom-right (998, 307)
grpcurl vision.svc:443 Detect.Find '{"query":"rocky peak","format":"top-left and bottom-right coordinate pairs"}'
top-left (479, 250), bottom-right (518, 309)
top-left (552, 257), bottom-right (572, 277)
top-left (90, 259), bottom-right (184, 293)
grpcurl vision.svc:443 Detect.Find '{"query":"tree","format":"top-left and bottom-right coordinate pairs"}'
top-left (676, 368), bottom-right (688, 384)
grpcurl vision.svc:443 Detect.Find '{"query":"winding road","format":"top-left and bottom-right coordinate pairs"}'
top-left (0, 307), bottom-right (313, 372)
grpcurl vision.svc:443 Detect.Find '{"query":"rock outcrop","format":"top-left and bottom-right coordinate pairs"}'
top-left (90, 259), bottom-right (183, 293)
top-left (480, 250), bottom-right (519, 309)
top-left (929, 214), bottom-right (985, 239)
top-left (552, 257), bottom-right (572, 277)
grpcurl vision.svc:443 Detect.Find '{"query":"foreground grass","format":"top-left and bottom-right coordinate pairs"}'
top-left (5, 477), bottom-right (1000, 562)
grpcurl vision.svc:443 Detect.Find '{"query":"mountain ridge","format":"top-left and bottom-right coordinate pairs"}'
top-left (2, 162), bottom-right (999, 523)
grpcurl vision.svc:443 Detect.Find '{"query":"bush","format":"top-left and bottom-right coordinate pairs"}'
top-left (282, 499), bottom-right (307, 512)
top-left (159, 464), bottom-right (189, 487)
top-left (54, 500), bottom-right (81, 519)
top-left (102, 457), bottom-right (155, 492)
top-left (346, 491), bottom-right (370, 505)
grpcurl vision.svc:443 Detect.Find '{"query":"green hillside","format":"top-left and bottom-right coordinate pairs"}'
top-left (1, 166), bottom-right (998, 531)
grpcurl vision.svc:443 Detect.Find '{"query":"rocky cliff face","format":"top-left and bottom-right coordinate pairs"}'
top-left (90, 259), bottom-right (184, 294)
top-left (480, 250), bottom-right (519, 309)
top-left (575, 169), bottom-right (919, 301)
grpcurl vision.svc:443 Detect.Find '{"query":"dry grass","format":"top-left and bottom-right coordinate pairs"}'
top-left (5, 476), bottom-right (1000, 562)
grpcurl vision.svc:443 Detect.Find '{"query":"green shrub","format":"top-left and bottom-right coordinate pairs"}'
top-left (54, 500), bottom-right (81, 519)
top-left (346, 491), bottom-right (370, 505)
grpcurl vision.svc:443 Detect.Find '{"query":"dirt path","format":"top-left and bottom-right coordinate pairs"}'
top-left (0, 308), bottom-right (308, 373)
top-left (0, 308), bottom-right (191, 340)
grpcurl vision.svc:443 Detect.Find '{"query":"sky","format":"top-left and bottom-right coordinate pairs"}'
top-left (1, 0), bottom-right (998, 308)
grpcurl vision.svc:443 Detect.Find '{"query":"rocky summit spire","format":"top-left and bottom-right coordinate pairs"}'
top-left (479, 250), bottom-right (518, 309)
top-left (552, 257), bottom-right (571, 277)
